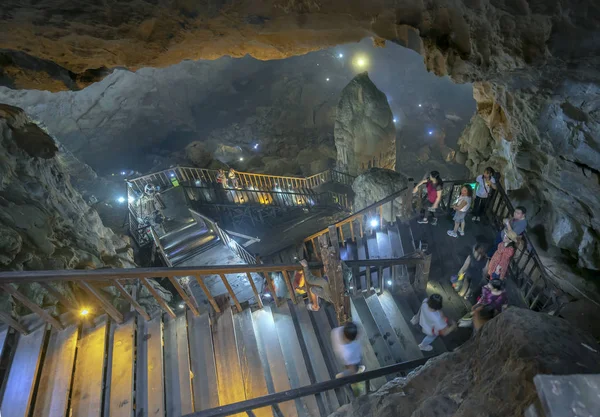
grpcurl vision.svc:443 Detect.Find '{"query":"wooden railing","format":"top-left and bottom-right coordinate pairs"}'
top-left (126, 166), bottom-right (355, 195)
top-left (0, 262), bottom-right (322, 334)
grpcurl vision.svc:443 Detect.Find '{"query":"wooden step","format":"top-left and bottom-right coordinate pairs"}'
top-left (293, 303), bottom-right (340, 415)
top-left (164, 314), bottom-right (194, 416)
top-left (188, 310), bottom-right (219, 412)
top-left (364, 292), bottom-right (404, 363)
top-left (213, 307), bottom-right (246, 414)
top-left (33, 322), bottom-right (78, 417)
top-left (233, 309), bottom-right (272, 417)
top-left (108, 315), bottom-right (136, 417)
top-left (71, 316), bottom-right (109, 417)
top-left (377, 292), bottom-right (423, 361)
top-left (348, 300), bottom-right (387, 390)
top-left (0, 318), bottom-right (46, 417)
top-left (272, 302), bottom-right (320, 417)
top-left (350, 296), bottom-right (395, 368)
top-left (252, 307), bottom-right (298, 417)
top-left (136, 315), bottom-right (165, 417)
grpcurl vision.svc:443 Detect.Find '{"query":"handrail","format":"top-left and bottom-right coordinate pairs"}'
top-left (183, 356), bottom-right (431, 417)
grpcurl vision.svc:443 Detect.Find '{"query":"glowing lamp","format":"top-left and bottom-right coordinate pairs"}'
top-left (239, 157), bottom-right (244, 161)
top-left (178, 304), bottom-right (185, 310)
top-left (117, 196), bottom-right (126, 204)
top-left (170, 173), bottom-right (175, 178)
top-left (428, 130), bottom-right (434, 136)
top-left (387, 280), bottom-right (393, 286)
top-left (370, 219), bottom-right (379, 228)
top-left (80, 308), bottom-right (90, 316)
top-left (393, 118), bottom-right (397, 123)
top-left (418, 104), bottom-right (422, 107)
top-left (339, 53), bottom-right (344, 58)
top-left (326, 78), bottom-right (330, 82)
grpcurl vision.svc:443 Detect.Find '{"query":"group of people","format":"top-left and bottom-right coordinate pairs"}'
top-left (216, 168), bottom-right (240, 188)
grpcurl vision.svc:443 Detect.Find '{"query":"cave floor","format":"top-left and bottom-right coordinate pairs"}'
top-left (410, 213), bottom-right (527, 350)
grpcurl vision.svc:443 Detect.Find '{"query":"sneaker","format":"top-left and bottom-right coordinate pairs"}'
top-left (418, 343), bottom-right (433, 352)
top-left (410, 315), bottom-right (419, 326)
top-left (447, 230), bottom-right (458, 238)
top-left (431, 218), bottom-right (438, 226)
top-left (472, 216), bottom-right (480, 222)
top-left (417, 218), bottom-right (428, 224)
top-left (458, 230), bottom-right (465, 236)
top-left (357, 365), bottom-right (366, 373)
top-left (306, 303), bottom-right (320, 312)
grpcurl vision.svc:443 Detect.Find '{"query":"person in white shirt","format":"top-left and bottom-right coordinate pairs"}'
top-left (331, 322), bottom-right (365, 378)
top-left (447, 184), bottom-right (473, 238)
top-left (472, 167), bottom-right (497, 222)
top-left (411, 294), bottom-right (456, 351)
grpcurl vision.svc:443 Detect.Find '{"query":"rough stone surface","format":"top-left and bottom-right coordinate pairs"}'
top-left (352, 168), bottom-right (408, 222)
top-left (331, 308), bottom-right (600, 417)
top-left (335, 73), bottom-right (395, 175)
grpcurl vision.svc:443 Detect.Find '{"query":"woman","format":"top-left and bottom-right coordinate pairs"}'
top-left (487, 231), bottom-right (517, 280)
top-left (477, 279), bottom-right (508, 314)
top-left (228, 168), bottom-right (239, 188)
top-left (447, 184), bottom-right (473, 238)
top-left (413, 171), bottom-right (443, 226)
top-left (455, 243), bottom-right (488, 303)
top-left (472, 167), bottom-right (497, 222)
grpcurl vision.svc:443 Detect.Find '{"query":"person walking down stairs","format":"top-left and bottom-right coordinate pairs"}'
top-left (299, 259), bottom-right (333, 311)
top-left (411, 294), bottom-right (456, 351)
top-left (331, 322), bottom-right (366, 378)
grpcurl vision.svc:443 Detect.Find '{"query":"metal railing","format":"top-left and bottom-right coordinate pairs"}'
top-left (126, 166), bottom-right (355, 195)
top-left (183, 356), bottom-right (431, 417)
top-left (0, 262), bottom-right (322, 334)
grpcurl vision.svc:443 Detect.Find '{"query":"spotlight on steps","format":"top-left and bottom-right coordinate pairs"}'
top-left (195, 180), bottom-right (201, 185)
top-left (370, 218), bottom-right (379, 228)
top-left (116, 196), bottom-right (126, 204)
top-left (170, 173), bottom-right (175, 178)
top-left (387, 280), bottom-right (393, 286)
top-left (178, 304), bottom-right (185, 310)
top-left (80, 308), bottom-right (90, 316)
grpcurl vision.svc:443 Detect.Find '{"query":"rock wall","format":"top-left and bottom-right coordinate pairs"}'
top-left (335, 73), bottom-right (396, 175)
top-left (0, 104), bottom-right (134, 271)
top-left (352, 168), bottom-right (408, 222)
top-left (332, 308), bottom-right (600, 417)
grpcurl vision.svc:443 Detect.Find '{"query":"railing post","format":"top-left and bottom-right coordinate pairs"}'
top-left (318, 226), bottom-right (350, 325)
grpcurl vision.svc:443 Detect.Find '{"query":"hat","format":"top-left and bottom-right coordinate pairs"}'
top-left (506, 230), bottom-right (518, 242)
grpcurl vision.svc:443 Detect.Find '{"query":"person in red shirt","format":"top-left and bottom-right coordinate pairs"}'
top-left (413, 171), bottom-right (443, 226)
top-left (487, 231), bottom-right (517, 280)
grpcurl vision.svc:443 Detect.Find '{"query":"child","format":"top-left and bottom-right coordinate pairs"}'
top-left (331, 322), bottom-right (365, 378)
top-left (411, 294), bottom-right (456, 351)
top-left (447, 184), bottom-right (473, 238)
top-left (472, 167), bottom-right (497, 222)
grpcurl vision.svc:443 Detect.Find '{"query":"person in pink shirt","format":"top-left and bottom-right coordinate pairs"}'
top-left (413, 171), bottom-right (443, 226)
top-left (487, 231), bottom-right (517, 280)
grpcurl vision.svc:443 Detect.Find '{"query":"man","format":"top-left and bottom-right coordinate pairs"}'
top-left (488, 206), bottom-right (527, 257)
top-left (411, 294), bottom-right (456, 351)
top-left (299, 259), bottom-right (333, 311)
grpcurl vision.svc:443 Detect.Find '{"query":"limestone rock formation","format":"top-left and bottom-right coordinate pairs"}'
top-left (332, 308), bottom-right (600, 417)
top-left (352, 168), bottom-right (408, 222)
top-left (0, 104), bottom-right (134, 271)
top-left (335, 73), bottom-right (396, 175)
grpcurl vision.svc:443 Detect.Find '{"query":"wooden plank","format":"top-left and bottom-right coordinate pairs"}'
top-left (33, 323), bottom-right (79, 417)
top-left (136, 315), bottom-right (165, 417)
top-left (114, 280), bottom-right (151, 321)
top-left (194, 275), bottom-right (221, 313)
top-left (213, 307), bottom-right (246, 415)
top-left (272, 303), bottom-right (319, 417)
top-left (364, 293), bottom-right (404, 362)
top-left (109, 316), bottom-right (136, 417)
top-left (79, 282), bottom-right (124, 324)
top-left (164, 315), bottom-right (194, 416)
top-left (293, 304), bottom-right (340, 414)
top-left (188, 310), bottom-right (219, 411)
top-left (245, 272), bottom-right (263, 309)
top-left (280, 270), bottom-right (297, 304)
top-left (70, 316), bottom-right (109, 417)
top-left (233, 309), bottom-right (272, 417)
top-left (0, 318), bottom-right (46, 417)
top-left (140, 278), bottom-right (176, 318)
top-left (252, 307), bottom-right (298, 417)
top-left (0, 284), bottom-right (64, 330)
top-left (218, 274), bottom-right (242, 312)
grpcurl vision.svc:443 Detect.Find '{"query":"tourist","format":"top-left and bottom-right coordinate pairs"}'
top-left (454, 243), bottom-right (488, 303)
top-left (447, 184), bottom-right (473, 238)
top-left (488, 206), bottom-right (527, 257)
top-left (413, 171), bottom-right (443, 226)
top-left (487, 231), bottom-right (517, 281)
top-left (228, 168), bottom-right (239, 188)
top-left (410, 294), bottom-right (456, 351)
top-left (477, 278), bottom-right (508, 314)
top-left (299, 259), bottom-right (333, 311)
top-left (472, 167), bottom-right (497, 222)
top-left (216, 169), bottom-right (228, 188)
top-left (331, 322), bottom-right (366, 378)
top-left (472, 304), bottom-right (496, 331)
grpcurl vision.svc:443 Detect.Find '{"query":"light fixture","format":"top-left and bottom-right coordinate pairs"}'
top-left (428, 130), bottom-right (434, 136)
top-left (418, 104), bottom-right (422, 107)
top-left (349, 286), bottom-right (354, 290)
top-left (170, 173), bottom-right (175, 178)
top-left (352, 54), bottom-right (369, 70)
top-left (195, 180), bottom-right (201, 185)
top-left (253, 143), bottom-right (259, 149)
top-left (338, 53), bottom-right (344, 58)
top-left (387, 280), bottom-right (393, 286)
top-left (264, 293), bottom-right (272, 298)
top-left (80, 308), bottom-right (90, 316)
top-left (117, 196), bottom-right (126, 204)
top-left (121, 171), bottom-right (126, 175)
top-left (370, 218), bottom-right (379, 228)
top-left (393, 118), bottom-right (397, 123)
top-left (178, 303), bottom-right (185, 310)
top-left (239, 157), bottom-right (244, 161)
top-left (326, 78), bottom-right (330, 82)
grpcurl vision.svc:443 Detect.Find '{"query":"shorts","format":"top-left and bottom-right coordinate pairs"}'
top-left (453, 211), bottom-right (467, 222)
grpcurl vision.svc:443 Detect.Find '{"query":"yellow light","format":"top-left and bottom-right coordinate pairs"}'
top-left (80, 308), bottom-right (90, 316)
top-left (352, 54), bottom-right (369, 70)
